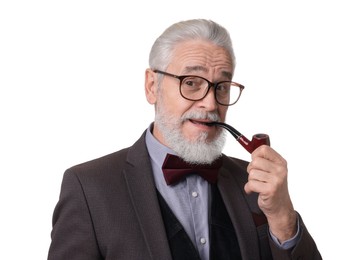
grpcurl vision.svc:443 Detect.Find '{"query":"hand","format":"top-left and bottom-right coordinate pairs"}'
top-left (244, 145), bottom-right (297, 242)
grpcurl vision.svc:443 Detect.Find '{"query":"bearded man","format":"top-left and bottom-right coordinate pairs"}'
top-left (48, 19), bottom-right (321, 260)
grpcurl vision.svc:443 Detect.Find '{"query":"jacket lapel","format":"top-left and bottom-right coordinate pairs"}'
top-left (217, 156), bottom-right (262, 260)
top-left (123, 133), bottom-right (172, 260)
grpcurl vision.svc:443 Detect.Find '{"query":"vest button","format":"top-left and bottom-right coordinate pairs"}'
top-left (192, 191), bottom-right (198, 198)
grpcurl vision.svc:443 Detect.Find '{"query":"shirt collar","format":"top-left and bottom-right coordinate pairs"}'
top-left (145, 123), bottom-right (176, 170)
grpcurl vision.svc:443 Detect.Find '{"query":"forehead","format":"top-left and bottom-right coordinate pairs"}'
top-left (169, 40), bottom-right (233, 76)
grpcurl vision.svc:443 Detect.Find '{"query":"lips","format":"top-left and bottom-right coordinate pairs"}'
top-left (189, 119), bottom-right (214, 126)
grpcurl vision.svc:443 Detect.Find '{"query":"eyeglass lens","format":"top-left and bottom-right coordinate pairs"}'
top-left (180, 76), bottom-right (240, 105)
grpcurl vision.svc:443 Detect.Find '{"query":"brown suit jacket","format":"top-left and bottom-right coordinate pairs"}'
top-left (48, 131), bottom-right (321, 259)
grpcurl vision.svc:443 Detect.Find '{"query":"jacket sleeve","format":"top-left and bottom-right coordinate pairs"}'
top-left (47, 170), bottom-right (103, 260)
top-left (269, 213), bottom-right (322, 260)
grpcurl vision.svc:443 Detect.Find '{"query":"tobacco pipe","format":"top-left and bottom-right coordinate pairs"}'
top-left (206, 122), bottom-right (270, 153)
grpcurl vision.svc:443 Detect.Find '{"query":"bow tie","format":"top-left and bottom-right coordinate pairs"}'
top-left (162, 154), bottom-right (223, 185)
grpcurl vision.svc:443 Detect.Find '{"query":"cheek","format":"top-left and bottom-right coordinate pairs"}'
top-left (218, 106), bottom-right (228, 120)
top-left (162, 90), bottom-right (193, 118)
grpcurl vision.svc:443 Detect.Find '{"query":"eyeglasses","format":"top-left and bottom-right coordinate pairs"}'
top-left (153, 70), bottom-right (244, 106)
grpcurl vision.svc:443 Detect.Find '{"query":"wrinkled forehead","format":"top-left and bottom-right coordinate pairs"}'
top-left (169, 40), bottom-right (234, 77)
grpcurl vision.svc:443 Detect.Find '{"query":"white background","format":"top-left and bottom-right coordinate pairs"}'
top-left (1, 1), bottom-right (346, 259)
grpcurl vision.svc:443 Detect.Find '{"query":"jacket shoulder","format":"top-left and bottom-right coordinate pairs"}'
top-left (67, 148), bottom-right (129, 175)
top-left (65, 130), bottom-right (148, 179)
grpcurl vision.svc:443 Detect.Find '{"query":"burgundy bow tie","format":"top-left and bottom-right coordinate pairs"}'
top-left (162, 154), bottom-right (223, 185)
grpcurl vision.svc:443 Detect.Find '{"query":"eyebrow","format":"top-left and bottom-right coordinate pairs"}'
top-left (182, 66), bottom-right (232, 79)
top-left (182, 66), bottom-right (208, 74)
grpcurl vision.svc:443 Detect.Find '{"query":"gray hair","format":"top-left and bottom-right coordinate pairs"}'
top-left (149, 19), bottom-right (236, 73)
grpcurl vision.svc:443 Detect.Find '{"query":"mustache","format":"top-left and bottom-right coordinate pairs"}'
top-left (181, 110), bottom-right (220, 122)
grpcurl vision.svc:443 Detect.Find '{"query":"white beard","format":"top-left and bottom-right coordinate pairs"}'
top-left (154, 102), bottom-right (226, 164)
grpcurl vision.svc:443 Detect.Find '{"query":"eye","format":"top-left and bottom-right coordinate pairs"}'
top-left (216, 82), bottom-right (231, 93)
top-left (184, 79), bottom-right (195, 87)
top-left (182, 77), bottom-right (205, 89)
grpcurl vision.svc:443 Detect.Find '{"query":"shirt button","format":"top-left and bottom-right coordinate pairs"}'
top-left (200, 237), bottom-right (206, 244)
top-left (191, 191), bottom-right (198, 198)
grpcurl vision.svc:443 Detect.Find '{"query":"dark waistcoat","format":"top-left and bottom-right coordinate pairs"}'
top-left (157, 185), bottom-right (242, 260)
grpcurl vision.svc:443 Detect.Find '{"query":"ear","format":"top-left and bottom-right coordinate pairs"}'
top-left (145, 69), bottom-right (157, 104)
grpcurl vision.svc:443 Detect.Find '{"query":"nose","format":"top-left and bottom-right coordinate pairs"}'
top-left (197, 87), bottom-right (218, 111)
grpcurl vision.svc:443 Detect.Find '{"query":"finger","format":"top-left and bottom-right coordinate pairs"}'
top-left (248, 168), bottom-right (272, 184)
top-left (251, 145), bottom-right (286, 165)
top-left (248, 157), bottom-right (287, 180)
top-left (248, 149), bottom-right (288, 178)
top-left (247, 156), bottom-right (270, 173)
top-left (244, 178), bottom-right (272, 195)
top-left (246, 164), bottom-right (287, 197)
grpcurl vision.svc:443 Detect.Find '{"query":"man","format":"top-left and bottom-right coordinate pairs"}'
top-left (48, 19), bottom-right (321, 259)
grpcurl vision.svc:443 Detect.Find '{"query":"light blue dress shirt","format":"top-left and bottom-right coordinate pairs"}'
top-left (145, 125), bottom-right (299, 260)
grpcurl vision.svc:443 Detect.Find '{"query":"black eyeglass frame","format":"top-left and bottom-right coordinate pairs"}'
top-left (153, 69), bottom-right (245, 106)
